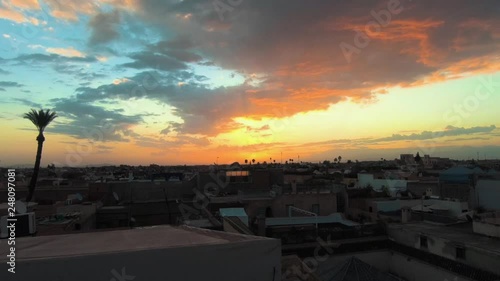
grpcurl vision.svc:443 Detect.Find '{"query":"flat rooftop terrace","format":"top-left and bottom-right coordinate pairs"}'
top-left (0, 225), bottom-right (273, 262)
top-left (389, 222), bottom-right (500, 255)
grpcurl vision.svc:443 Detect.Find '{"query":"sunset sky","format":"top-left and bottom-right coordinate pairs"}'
top-left (1, 0), bottom-right (499, 166)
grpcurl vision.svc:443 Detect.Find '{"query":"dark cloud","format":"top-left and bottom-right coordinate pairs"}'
top-left (122, 52), bottom-right (187, 71)
top-left (160, 122), bottom-right (183, 135)
top-left (12, 53), bottom-right (97, 63)
top-left (13, 98), bottom-right (43, 108)
top-left (146, 38), bottom-right (202, 63)
top-left (88, 10), bottom-right (121, 45)
top-left (0, 81), bottom-right (22, 87)
top-left (130, 0), bottom-right (500, 89)
top-left (162, 50), bottom-right (203, 63)
top-left (10, 0), bottom-right (498, 142)
top-left (79, 0), bottom-right (491, 140)
top-left (49, 98), bottom-right (143, 142)
top-left (74, 70), bottom-right (255, 136)
top-left (156, 36), bottom-right (197, 50)
top-left (52, 64), bottom-right (108, 81)
top-left (0, 68), bottom-right (9, 74)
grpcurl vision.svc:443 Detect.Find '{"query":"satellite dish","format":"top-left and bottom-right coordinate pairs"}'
top-left (113, 192), bottom-right (120, 202)
top-left (16, 201), bottom-right (27, 214)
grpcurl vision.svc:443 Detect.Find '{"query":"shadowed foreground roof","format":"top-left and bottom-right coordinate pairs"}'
top-left (317, 257), bottom-right (403, 281)
top-left (0, 225), bottom-right (275, 262)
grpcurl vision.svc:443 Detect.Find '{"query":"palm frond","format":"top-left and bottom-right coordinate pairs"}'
top-left (23, 109), bottom-right (58, 132)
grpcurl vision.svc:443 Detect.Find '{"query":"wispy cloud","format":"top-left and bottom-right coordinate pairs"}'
top-left (46, 47), bottom-right (85, 58)
top-left (373, 125), bottom-right (497, 142)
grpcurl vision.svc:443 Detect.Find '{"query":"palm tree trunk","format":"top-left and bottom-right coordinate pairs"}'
top-left (26, 133), bottom-right (45, 202)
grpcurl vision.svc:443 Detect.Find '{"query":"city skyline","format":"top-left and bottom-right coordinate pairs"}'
top-left (1, 0), bottom-right (500, 166)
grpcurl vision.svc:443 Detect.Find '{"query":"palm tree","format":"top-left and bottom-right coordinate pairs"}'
top-left (245, 159), bottom-right (248, 165)
top-left (334, 157), bottom-right (338, 163)
top-left (24, 109), bottom-right (58, 202)
top-left (252, 159), bottom-right (255, 164)
top-left (338, 156), bottom-right (342, 163)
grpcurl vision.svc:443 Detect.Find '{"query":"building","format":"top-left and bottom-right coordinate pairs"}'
top-left (400, 154), bottom-right (415, 165)
top-left (388, 222), bottom-right (500, 278)
top-left (0, 225), bottom-right (281, 281)
top-left (280, 220), bottom-right (500, 281)
top-left (473, 212), bottom-right (500, 238)
top-left (475, 177), bottom-right (500, 210)
top-left (423, 155), bottom-right (451, 169)
top-left (438, 166), bottom-right (497, 209)
top-left (357, 173), bottom-right (407, 195)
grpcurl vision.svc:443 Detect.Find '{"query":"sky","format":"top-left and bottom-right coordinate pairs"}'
top-left (0, 0), bottom-right (499, 167)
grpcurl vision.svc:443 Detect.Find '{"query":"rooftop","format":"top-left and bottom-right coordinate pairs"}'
top-left (317, 257), bottom-right (403, 281)
top-left (0, 225), bottom-right (274, 262)
top-left (389, 222), bottom-right (500, 255)
top-left (266, 213), bottom-right (359, 227)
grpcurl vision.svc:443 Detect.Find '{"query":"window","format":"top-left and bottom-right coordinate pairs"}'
top-left (420, 236), bottom-right (428, 249)
top-left (312, 204), bottom-right (320, 215)
top-left (226, 171), bottom-right (250, 177)
top-left (456, 247), bottom-right (466, 260)
top-left (226, 171), bottom-right (250, 183)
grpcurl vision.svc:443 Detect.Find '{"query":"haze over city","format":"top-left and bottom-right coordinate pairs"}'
top-left (1, 0), bottom-right (500, 166)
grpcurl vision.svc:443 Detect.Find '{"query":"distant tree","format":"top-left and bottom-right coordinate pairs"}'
top-left (323, 160), bottom-right (330, 166)
top-left (415, 152), bottom-right (422, 163)
top-left (382, 186), bottom-right (390, 197)
top-left (252, 159), bottom-right (255, 164)
top-left (334, 158), bottom-right (338, 163)
top-left (338, 156), bottom-right (342, 163)
top-left (245, 159), bottom-right (248, 165)
top-left (347, 160), bottom-right (352, 164)
top-left (24, 109), bottom-right (58, 202)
